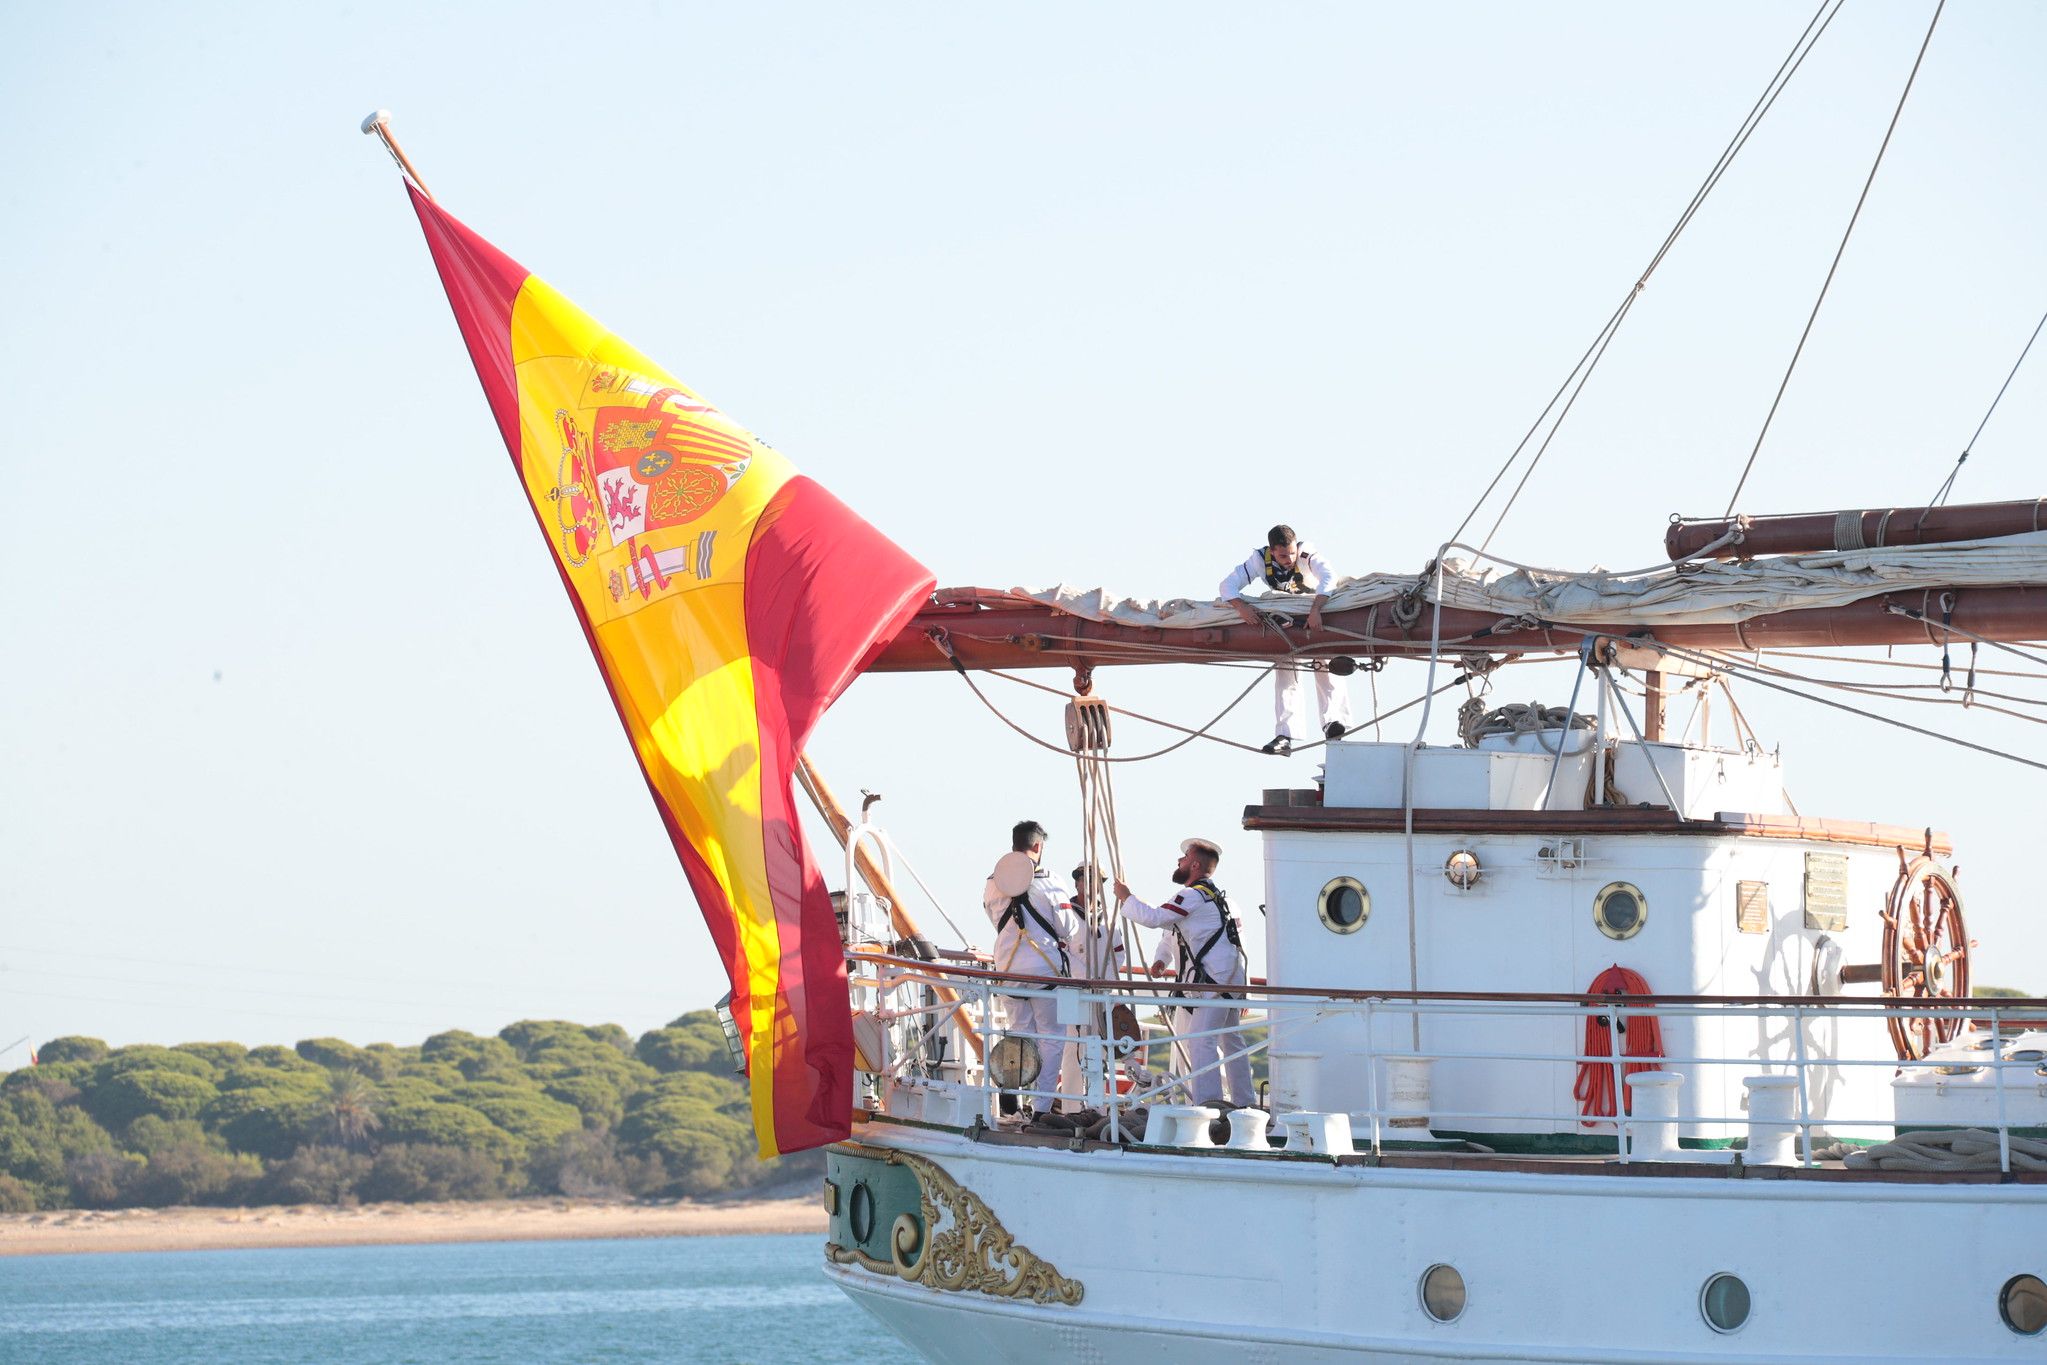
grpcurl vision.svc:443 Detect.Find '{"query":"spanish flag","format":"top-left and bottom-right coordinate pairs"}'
top-left (404, 186), bottom-right (933, 1156)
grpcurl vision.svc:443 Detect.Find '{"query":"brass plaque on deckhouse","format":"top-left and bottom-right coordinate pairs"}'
top-left (1802, 854), bottom-right (1849, 932)
top-left (1736, 881), bottom-right (1769, 935)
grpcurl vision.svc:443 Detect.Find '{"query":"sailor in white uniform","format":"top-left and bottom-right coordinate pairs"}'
top-left (1113, 837), bottom-right (1254, 1107)
top-left (1220, 523), bottom-right (1353, 756)
top-left (981, 820), bottom-right (1080, 1111)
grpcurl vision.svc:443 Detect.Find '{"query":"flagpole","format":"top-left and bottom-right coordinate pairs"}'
top-left (360, 109), bottom-right (434, 200)
top-left (797, 755), bottom-right (986, 1063)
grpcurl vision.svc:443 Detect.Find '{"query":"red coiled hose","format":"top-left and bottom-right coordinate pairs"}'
top-left (1573, 964), bottom-right (1665, 1125)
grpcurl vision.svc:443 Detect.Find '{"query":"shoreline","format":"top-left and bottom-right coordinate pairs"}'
top-left (0, 1192), bottom-right (827, 1258)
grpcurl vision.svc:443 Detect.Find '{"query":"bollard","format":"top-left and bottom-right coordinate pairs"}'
top-left (1225, 1108), bottom-right (1273, 1150)
top-left (1623, 1071), bottom-right (1685, 1159)
top-left (1744, 1075), bottom-right (1801, 1166)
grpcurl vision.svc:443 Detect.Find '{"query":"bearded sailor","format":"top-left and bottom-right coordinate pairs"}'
top-left (981, 820), bottom-right (1081, 1114)
top-left (1112, 836), bottom-right (1254, 1107)
top-left (1221, 523), bottom-right (1353, 756)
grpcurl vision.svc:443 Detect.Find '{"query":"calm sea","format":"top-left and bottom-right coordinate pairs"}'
top-left (0, 1233), bottom-right (906, 1365)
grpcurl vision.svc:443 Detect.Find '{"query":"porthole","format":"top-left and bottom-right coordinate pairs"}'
top-left (1593, 881), bottom-right (1647, 941)
top-left (2002, 1274), bottom-right (2047, 1336)
top-left (1318, 877), bottom-right (1370, 934)
top-left (849, 1179), bottom-right (876, 1245)
top-left (1444, 850), bottom-right (1482, 891)
top-left (1419, 1263), bottom-right (1466, 1323)
top-left (1700, 1272), bottom-right (1750, 1334)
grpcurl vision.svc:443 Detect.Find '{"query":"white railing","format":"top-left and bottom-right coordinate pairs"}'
top-left (846, 952), bottom-right (2047, 1174)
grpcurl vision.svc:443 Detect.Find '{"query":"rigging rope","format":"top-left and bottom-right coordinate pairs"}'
top-left (1722, 0), bottom-right (1947, 515)
top-left (1647, 640), bottom-right (2047, 772)
top-left (1922, 306), bottom-right (2047, 513)
top-left (1448, 0), bottom-right (1847, 556)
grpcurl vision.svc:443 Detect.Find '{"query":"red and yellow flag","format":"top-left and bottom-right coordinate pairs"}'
top-left (404, 186), bottom-right (932, 1156)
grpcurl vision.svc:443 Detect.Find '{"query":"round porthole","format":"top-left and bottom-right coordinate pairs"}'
top-left (1700, 1272), bottom-right (1750, 1334)
top-left (1318, 877), bottom-right (1369, 934)
top-left (848, 1180), bottom-right (876, 1245)
top-left (2001, 1274), bottom-right (2047, 1336)
top-left (1444, 850), bottom-right (1481, 891)
top-left (1594, 881), bottom-right (1647, 940)
top-left (1419, 1264), bottom-right (1466, 1323)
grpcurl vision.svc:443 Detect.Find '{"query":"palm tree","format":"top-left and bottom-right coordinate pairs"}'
top-left (327, 1070), bottom-right (382, 1151)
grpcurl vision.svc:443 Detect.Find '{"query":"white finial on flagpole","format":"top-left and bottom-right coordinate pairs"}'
top-left (360, 109), bottom-right (435, 201)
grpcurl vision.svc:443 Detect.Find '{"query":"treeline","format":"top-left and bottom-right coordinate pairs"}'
top-left (0, 1013), bottom-right (810, 1212)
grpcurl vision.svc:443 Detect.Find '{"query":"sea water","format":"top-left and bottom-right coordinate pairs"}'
top-left (0, 1233), bottom-right (905, 1365)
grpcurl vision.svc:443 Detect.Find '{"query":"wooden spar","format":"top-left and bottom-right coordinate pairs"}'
top-left (1667, 496), bottom-right (2047, 560)
top-left (868, 583), bottom-right (2047, 672)
top-left (794, 755), bottom-right (985, 1062)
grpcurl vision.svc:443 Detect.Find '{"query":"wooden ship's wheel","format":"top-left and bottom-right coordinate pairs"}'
top-left (1879, 853), bottom-right (1972, 1060)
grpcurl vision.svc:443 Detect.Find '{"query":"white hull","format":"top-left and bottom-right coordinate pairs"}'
top-left (826, 1123), bottom-right (2047, 1363)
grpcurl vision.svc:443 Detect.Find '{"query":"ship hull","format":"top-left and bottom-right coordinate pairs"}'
top-left (825, 1122), bottom-right (2047, 1363)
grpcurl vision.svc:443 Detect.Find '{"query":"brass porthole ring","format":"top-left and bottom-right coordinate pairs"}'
top-left (1318, 876), bottom-right (1370, 934)
top-left (1594, 881), bottom-right (1648, 941)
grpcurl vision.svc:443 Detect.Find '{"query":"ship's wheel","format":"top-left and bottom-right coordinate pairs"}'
top-left (1880, 853), bottom-right (1972, 1060)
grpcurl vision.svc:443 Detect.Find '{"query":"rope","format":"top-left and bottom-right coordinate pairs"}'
top-left (1574, 966), bottom-right (1667, 1124)
top-left (947, 662), bottom-right (1275, 763)
top-left (1647, 641), bottom-right (2047, 773)
top-left (1921, 305), bottom-right (2047, 513)
top-left (1722, 0), bottom-right (1946, 515)
top-left (1448, 0), bottom-right (1847, 555)
top-left (969, 664), bottom-right (1479, 760)
top-left (1881, 604), bottom-right (2047, 672)
top-left (1839, 1128), bottom-right (2047, 1172)
top-left (1457, 701), bottom-right (1596, 750)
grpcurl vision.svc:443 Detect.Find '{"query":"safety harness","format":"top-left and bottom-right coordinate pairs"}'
top-left (1259, 545), bottom-right (1308, 593)
top-left (998, 877), bottom-right (1072, 977)
top-left (1171, 878), bottom-right (1241, 986)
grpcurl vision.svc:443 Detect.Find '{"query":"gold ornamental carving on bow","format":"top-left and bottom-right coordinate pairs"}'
top-left (827, 1147), bottom-right (1084, 1306)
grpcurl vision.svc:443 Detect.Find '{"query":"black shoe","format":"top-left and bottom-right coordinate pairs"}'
top-left (1261, 736), bottom-right (1292, 757)
top-left (1324, 721), bottom-right (1348, 741)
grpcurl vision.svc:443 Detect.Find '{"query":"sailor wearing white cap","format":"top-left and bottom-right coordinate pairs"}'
top-left (1113, 837), bottom-right (1254, 1107)
top-left (981, 820), bottom-right (1080, 1112)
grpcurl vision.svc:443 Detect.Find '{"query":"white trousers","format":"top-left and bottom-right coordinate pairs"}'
top-left (1169, 1001), bottom-right (1255, 1106)
top-left (1001, 994), bottom-right (1070, 1106)
top-left (1274, 660), bottom-right (1351, 739)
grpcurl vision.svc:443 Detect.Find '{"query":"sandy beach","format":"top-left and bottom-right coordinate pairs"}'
top-left (0, 1192), bottom-right (827, 1258)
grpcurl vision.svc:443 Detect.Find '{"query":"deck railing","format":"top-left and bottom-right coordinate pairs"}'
top-left (846, 952), bottom-right (2047, 1174)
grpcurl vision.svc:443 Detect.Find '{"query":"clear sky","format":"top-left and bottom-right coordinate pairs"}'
top-left (3, 2), bottom-right (2043, 1060)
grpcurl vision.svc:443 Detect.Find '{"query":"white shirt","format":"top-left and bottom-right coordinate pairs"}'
top-left (982, 863), bottom-right (1080, 979)
top-left (1117, 880), bottom-right (1246, 986)
top-left (1219, 541), bottom-right (1336, 602)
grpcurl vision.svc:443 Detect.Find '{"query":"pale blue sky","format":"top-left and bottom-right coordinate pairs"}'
top-left (3, 2), bottom-right (2043, 1057)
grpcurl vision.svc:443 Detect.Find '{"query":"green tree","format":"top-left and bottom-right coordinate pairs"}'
top-left (173, 1042), bottom-right (248, 1070)
top-left (89, 1069), bottom-right (220, 1130)
top-left (0, 1172), bottom-right (35, 1212)
top-left (36, 1037), bottom-right (108, 1066)
top-left (325, 1071), bottom-right (382, 1151)
top-left (127, 1144), bottom-right (261, 1207)
top-left (358, 1144), bottom-right (503, 1202)
top-left (265, 1146), bottom-right (371, 1204)
top-left (634, 1014), bottom-right (729, 1074)
top-left (420, 1031), bottom-right (521, 1082)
